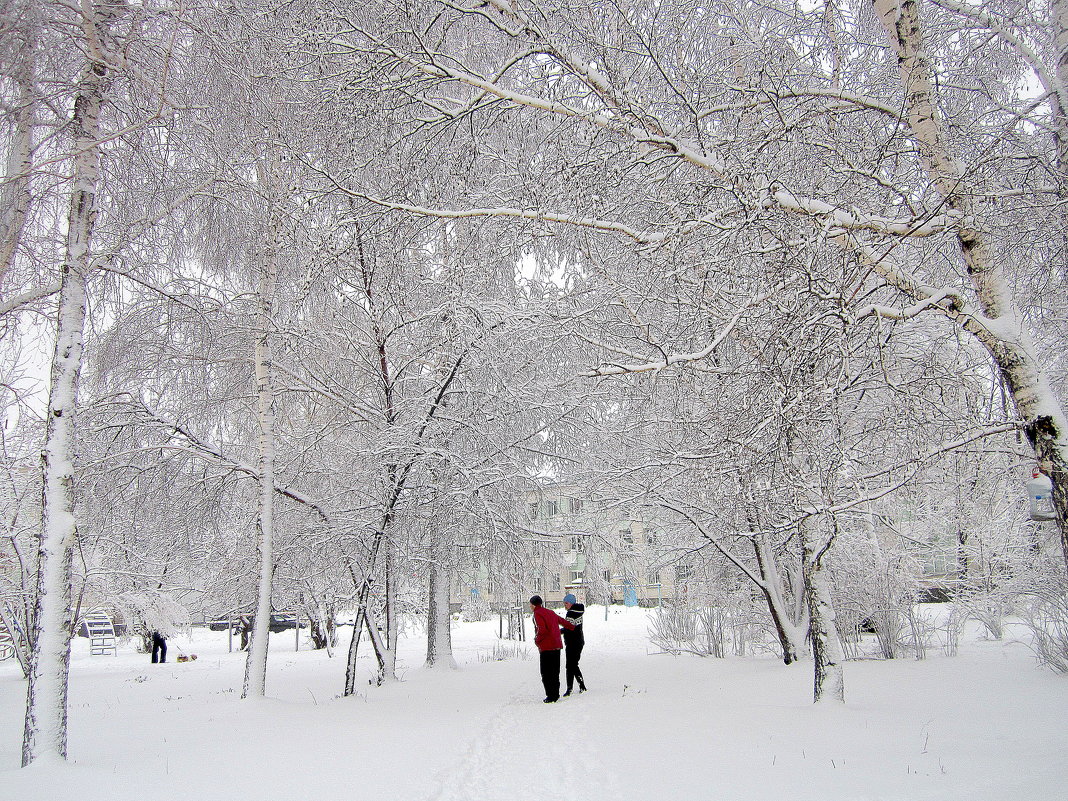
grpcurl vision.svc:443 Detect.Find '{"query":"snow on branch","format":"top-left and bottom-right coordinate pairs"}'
top-left (772, 189), bottom-right (961, 237)
top-left (580, 289), bottom-right (775, 377)
top-left (929, 0), bottom-right (1068, 112)
top-left (0, 282), bottom-right (60, 317)
top-left (343, 191), bottom-right (690, 245)
top-left (854, 288), bottom-right (967, 321)
top-left (361, 10), bottom-right (968, 242)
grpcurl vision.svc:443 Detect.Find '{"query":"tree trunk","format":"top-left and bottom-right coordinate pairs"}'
top-left (242, 160), bottom-right (279, 699)
top-left (344, 529), bottom-right (387, 695)
top-left (426, 557), bottom-right (456, 669)
top-left (381, 544), bottom-right (398, 681)
top-left (752, 534), bottom-right (809, 664)
top-left (0, 1), bottom-right (35, 287)
top-left (1051, 0), bottom-right (1068, 179)
top-left (873, 0), bottom-right (1068, 576)
top-left (22, 17), bottom-right (106, 764)
top-left (802, 518), bottom-right (845, 703)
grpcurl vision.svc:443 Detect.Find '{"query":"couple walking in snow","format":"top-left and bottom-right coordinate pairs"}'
top-left (529, 593), bottom-right (586, 703)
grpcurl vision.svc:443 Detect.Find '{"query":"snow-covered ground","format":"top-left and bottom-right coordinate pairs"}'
top-left (1, 605), bottom-right (1065, 801)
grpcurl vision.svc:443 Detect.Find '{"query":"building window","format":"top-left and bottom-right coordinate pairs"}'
top-left (529, 502), bottom-right (539, 519)
top-left (546, 499), bottom-right (559, 517)
top-left (569, 498), bottom-right (584, 513)
top-left (675, 562), bottom-right (692, 582)
top-left (532, 577), bottom-right (543, 593)
top-left (645, 532), bottom-right (657, 546)
top-left (603, 569), bottom-right (611, 582)
top-left (551, 574), bottom-right (561, 591)
top-left (569, 534), bottom-right (583, 552)
top-left (649, 571), bottom-right (660, 584)
top-left (620, 528), bottom-right (634, 547)
top-left (570, 570), bottom-right (584, 584)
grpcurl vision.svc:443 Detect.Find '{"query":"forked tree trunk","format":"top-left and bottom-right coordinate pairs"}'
top-left (752, 534), bottom-right (809, 664)
top-left (22, 13), bottom-right (106, 764)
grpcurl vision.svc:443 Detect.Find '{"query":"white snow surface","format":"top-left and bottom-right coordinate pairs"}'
top-left (1, 605), bottom-right (1066, 800)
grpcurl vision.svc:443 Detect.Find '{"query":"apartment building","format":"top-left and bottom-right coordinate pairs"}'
top-left (453, 483), bottom-right (681, 611)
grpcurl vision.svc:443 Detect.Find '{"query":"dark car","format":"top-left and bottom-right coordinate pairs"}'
top-left (269, 613), bottom-right (302, 632)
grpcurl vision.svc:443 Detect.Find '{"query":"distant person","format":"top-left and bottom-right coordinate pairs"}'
top-left (151, 631), bottom-right (167, 664)
top-left (529, 595), bottom-right (575, 703)
top-left (562, 593), bottom-right (587, 695)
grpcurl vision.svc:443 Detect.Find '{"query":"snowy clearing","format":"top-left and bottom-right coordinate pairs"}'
top-left (1, 606), bottom-right (1065, 801)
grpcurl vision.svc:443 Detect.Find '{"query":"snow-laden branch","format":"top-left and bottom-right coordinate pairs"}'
top-left (305, 168), bottom-right (729, 245)
top-left (772, 189), bottom-right (961, 237)
top-left (0, 282), bottom-right (60, 317)
top-left (350, 193), bottom-right (677, 244)
top-left (854, 287), bottom-right (967, 321)
top-left (856, 422), bottom-right (1023, 483)
top-left (580, 290), bottom-right (771, 377)
top-left (347, 8), bottom-right (966, 242)
top-left (658, 500), bottom-right (767, 590)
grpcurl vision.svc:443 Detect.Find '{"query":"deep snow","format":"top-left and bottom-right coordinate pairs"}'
top-left (1, 606), bottom-right (1065, 800)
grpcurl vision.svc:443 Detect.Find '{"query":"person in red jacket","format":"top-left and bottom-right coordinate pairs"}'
top-left (529, 595), bottom-right (575, 702)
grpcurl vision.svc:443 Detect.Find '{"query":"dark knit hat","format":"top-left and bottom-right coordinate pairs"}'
top-left (529, 595), bottom-right (543, 606)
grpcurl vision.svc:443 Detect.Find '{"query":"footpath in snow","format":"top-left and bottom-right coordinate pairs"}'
top-left (1, 606), bottom-right (1066, 801)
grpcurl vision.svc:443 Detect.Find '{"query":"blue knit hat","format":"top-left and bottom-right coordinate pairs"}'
top-left (563, 593), bottom-right (577, 605)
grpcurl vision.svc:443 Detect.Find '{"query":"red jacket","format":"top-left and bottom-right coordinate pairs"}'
top-left (532, 606), bottom-right (575, 651)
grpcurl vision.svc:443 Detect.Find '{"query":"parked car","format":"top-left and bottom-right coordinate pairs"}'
top-left (269, 613), bottom-right (300, 632)
top-left (205, 612), bottom-right (303, 633)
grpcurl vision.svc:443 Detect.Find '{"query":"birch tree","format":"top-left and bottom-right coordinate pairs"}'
top-left (21, 1), bottom-right (112, 764)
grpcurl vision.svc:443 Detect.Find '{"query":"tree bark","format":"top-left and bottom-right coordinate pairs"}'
top-left (242, 158), bottom-right (279, 699)
top-left (22, 10), bottom-right (106, 764)
top-left (381, 544), bottom-right (398, 681)
top-left (753, 533), bottom-right (809, 664)
top-left (425, 555), bottom-right (456, 669)
top-left (802, 517), bottom-right (846, 703)
top-left (0, 0), bottom-right (36, 288)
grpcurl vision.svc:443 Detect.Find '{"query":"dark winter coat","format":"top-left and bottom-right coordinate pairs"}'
top-left (563, 603), bottom-right (585, 648)
top-left (532, 606), bottom-right (574, 651)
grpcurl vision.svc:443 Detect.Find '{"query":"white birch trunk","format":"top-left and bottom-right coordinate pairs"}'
top-left (802, 517), bottom-right (845, 703)
top-left (1052, 0), bottom-right (1068, 172)
top-left (874, 0), bottom-right (1068, 572)
top-left (242, 163), bottom-right (279, 699)
top-left (0, 2), bottom-right (35, 286)
top-left (21, 12), bottom-right (106, 763)
top-left (425, 557), bottom-right (456, 669)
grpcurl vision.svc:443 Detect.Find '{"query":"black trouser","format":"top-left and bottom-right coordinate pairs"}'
top-left (151, 635), bottom-right (167, 664)
top-left (539, 649), bottom-right (561, 701)
top-left (565, 642), bottom-right (584, 692)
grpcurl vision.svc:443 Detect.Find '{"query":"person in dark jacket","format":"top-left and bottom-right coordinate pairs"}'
top-left (151, 631), bottom-right (167, 664)
top-left (561, 593), bottom-right (587, 695)
top-left (529, 595), bottom-right (575, 702)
